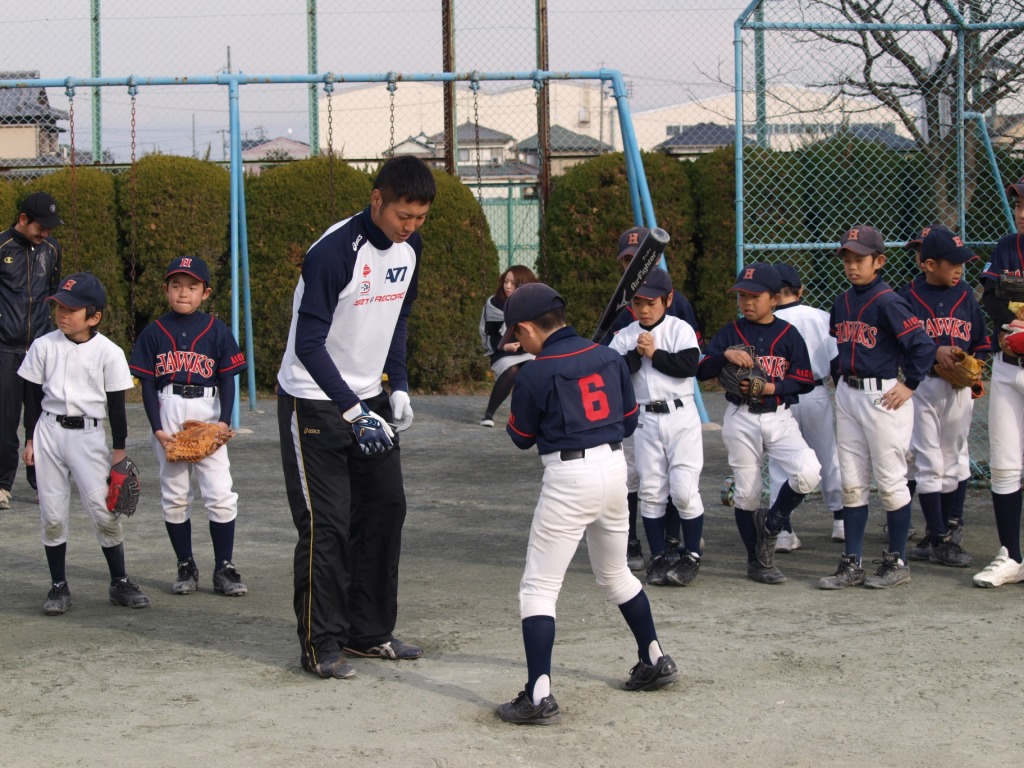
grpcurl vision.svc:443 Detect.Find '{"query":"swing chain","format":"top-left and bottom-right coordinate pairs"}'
top-left (471, 75), bottom-right (483, 207)
top-left (325, 76), bottom-right (336, 220)
top-left (387, 72), bottom-right (397, 155)
top-left (65, 83), bottom-right (80, 272)
top-left (128, 81), bottom-right (139, 343)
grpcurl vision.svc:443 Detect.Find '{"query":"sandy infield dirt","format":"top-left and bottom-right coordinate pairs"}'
top-left (1, 393), bottom-right (1021, 767)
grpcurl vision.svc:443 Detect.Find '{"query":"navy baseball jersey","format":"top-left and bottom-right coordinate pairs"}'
top-left (602, 288), bottom-right (702, 346)
top-left (129, 311), bottom-right (247, 387)
top-left (981, 233), bottom-right (1024, 329)
top-left (899, 274), bottom-right (990, 358)
top-left (507, 326), bottom-right (639, 454)
top-left (697, 317), bottom-right (815, 408)
top-left (830, 276), bottom-right (935, 385)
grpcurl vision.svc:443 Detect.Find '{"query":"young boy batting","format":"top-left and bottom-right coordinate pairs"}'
top-left (819, 225), bottom-right (936, 590)
top-left (499, 282), bottom-right (677, 726)
top-left (129, 256), bottom-right (248, 597)
top-left (19, 272), bottom-right (150, 614)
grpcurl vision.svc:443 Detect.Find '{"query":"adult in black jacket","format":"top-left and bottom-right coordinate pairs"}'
top-left (0, 192), bottom-right (63, 508)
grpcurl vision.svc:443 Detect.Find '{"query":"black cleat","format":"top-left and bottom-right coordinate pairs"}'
top-left (753, 508), bottom-right (778, 567)
top-left (302, 652), bottom-right (356, 679)
top-left (746, 560), bottom-right (787, 584)
top-left (624, 654), bottom-right (679, 692)
top-left (665, 551), bottom-right (701, 586)
top-left (497, 691), bottom-right (561, 725)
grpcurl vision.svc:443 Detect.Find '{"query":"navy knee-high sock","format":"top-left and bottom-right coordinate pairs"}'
top-left (165, 520), bottom-right (193, 563)
top-left (842, 505), bottom-right (870, 562)
top-left (992, 490), bottom-right (1023, 562)
top-left (209, 519), bottom-right (236, 567)
top-left (769, 481), bottom-right (805, 531)
top-left (44, 542), bottom-right (67, 585)
top-left (947, 479), bottom-right (969, 526)
top-left (101, 542), bottom-right (126, 582)
top-left (522, 615), bottom-right (555, 701)
top-left (642, 515), bottom-right (667, 557)
top-left (917, 492), bottom-right (946, 542)
top-left (665, 499), bottom-right (681, 542)
top-left (734, 508), bottom-right (757, 562)
top-left (627, 491), bottom-right (639, 540)
top-left (886, 503), bottom-right (912, 560)
top-left (618, 590), bottom-right (658, 665)
top-left (679, 514), bottom-right (704, 556)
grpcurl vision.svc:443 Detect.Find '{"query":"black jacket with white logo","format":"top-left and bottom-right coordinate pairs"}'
top-left (0, 225), bottom-right (62, 352)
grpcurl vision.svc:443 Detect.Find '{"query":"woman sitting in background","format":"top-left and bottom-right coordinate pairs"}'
top-left (478, 265), bottom-right (538, 426)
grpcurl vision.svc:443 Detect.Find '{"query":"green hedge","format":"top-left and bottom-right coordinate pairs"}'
top-left (543, 152), bottom-right (696, 338)
top-left (118, 155), bottom-right (230, 332)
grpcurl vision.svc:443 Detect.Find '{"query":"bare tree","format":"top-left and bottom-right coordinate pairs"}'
top-left (794, 0), bottom-right (1024, 218)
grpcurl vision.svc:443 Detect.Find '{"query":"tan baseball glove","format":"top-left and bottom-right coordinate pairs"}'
top-left (933, 347), bottom-right (982, 390)
top-left (165, 420), bottom-right (235, 462)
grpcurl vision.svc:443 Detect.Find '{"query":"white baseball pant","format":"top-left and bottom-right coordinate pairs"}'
top-left (768, 384), bottom-right (843, 512)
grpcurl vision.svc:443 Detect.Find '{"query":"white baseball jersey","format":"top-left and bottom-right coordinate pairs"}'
top-left (277, 212), bottom-right (418, 402)
top-left (18, 329), bottom-right (134, 418)
top-left (774, 302), bottom-right (837, 381)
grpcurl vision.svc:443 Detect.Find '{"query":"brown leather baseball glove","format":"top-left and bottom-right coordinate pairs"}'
top-left (933, 348), bottom-right (982, 390)
top-left (165, 420), bottom-right (235, 462)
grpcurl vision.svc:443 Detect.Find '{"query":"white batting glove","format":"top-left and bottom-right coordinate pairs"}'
top-left (389, 390), bottom-right (414, 432)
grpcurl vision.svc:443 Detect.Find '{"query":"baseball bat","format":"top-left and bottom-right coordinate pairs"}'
top-left (591, 227), bottom-right (671, 342)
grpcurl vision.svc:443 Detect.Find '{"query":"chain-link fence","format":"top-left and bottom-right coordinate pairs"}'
top-left (735, 0), bottom-right (1024, 484)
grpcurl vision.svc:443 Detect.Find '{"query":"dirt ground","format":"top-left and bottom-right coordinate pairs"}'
top-left (1, 392), bottom-right (1022, 768)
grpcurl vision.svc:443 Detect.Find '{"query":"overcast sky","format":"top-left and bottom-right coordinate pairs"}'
top-left (2, 1), bottom-right (751, 161)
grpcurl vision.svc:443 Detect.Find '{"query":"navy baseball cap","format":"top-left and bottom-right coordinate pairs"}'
top-left (165, 256), bottom-right (211, 285)
top-left (919, 228), bottom-right (977, 265)
top-left (617, 226), bottom-right (649, 262)
top-left (635, 268), bottom-right (672, 299)
top-left (729, 262), bottom-right (782, 294)
top-left (905, 222), bottom-right (952, 251)
top-left (20, 192), bottom-right (63, 229)
top-left (774, 263), bottom-right (802, 290)
top-left (48, 272), bottom-right (107, 310)
top-left (837, 225), bottom-right (885, 256)
top-left (1007, 177), bottom-right (1024, 199)
top-left (500, 283), bottom-right (566, 347)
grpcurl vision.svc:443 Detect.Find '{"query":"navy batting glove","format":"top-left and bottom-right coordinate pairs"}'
top-left (342, 403), bottom-right (396, 455)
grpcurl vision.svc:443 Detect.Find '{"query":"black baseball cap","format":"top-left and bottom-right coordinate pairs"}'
top-left (617, 226), bottom-right (649, 262)
top-left (20, 192), bottom-right (63, 229)
top-left (774, 263), bottom-right (802, 290)
top-left (500, 283), bottom-right (566, 347)
top-left (48, 272), bottom-right (107, 310)
top-left (729, 262), bottom-right (782, 294)
top-left (919, 228), bottom-right (977, 265)
top-left (165, 256), bottom-right (211, 285)
top-left (634, 268), bottom-right (672, 299)
top-left (838, 225), bottom-right (885, 256)
top-left (906, 222), bottom-right (952, 251)
top-left (1007, 177), bottom-right (1024, 199)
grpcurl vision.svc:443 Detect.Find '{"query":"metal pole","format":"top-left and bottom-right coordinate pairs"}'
top-left (506, 179), bottom-right (514, 270)
top-left (956, 22), bottom-right (967, 237)
top-left (442, 0), bottom-right (457, 176)
top-left (228, 79), bottom-right (243, 425)
top-left (91, 0), bottom-right (102, 161)
top-left (535, 0), bottom-right (551, 203)
top-left (755, 3), bottom-right (767, 149)
top-left (307, 0), bottom-right (319, 156)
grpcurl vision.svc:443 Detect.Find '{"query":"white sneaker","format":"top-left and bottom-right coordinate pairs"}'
top-left (972, 547), bottom-right (1024, 588)
top-left (480, 417), bottom-right (495, 428)
top-left (775, 531), bottom-right (801, 552)
top-left (0, 488), bottom-right (10, 510)
top-left (831, 519), bottom-right (845, 542)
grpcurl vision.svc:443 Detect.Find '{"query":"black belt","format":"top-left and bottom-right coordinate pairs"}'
top-left (843, 375), bottom-right (884, 390)
top-left (813, 378), bottom-right (825, 386)
top-left (169, 384), bottom-right (217, 399)
top-left (559, 442), bottom-right (622, 461)
top-left (49, 413), bottom-right (96, 429)
top-left (746, 401), bottom-right (789, 414)
top-left (644, 399), bottom-right (683, 414)
top-left (1003, 352), bottom-right (1024, 368)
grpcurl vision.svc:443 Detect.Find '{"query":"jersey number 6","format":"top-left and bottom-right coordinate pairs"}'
top-left (579, 374), bottom-right (610, 421)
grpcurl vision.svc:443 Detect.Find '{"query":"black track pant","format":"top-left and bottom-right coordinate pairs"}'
top-left (278, 392), bottom-right (407, 666)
